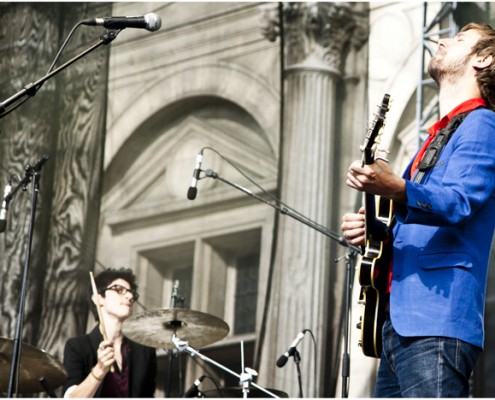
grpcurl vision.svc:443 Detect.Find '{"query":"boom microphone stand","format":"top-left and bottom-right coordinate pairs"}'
top-left (2, 25), bottom-right (121, 398)
top-left (293, 350), bottom-right (304, 398)
top-left (7, 155), bottom-right (49, 397)
top-left (0, 29), bottom-right (120, 119)
top-left (200, 167), bottom-right (361, 398)
top-left (203, 169), bottom-right (361, 254)
top-left (166, 280), bottom-right (181, 397)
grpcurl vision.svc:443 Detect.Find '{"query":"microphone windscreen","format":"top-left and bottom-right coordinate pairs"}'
top-left (276, 355), bottom-right (288, 368)
top-left (187, 187), bottom-right (197, 200)
top-left (145, 13), bottom-right (162, 31)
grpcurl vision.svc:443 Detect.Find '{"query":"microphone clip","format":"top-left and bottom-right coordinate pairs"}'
top-left (100, 30), bottom-right (119, 45)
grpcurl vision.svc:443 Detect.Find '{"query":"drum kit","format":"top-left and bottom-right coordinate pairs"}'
top-left (0, 308), bottom-right (287, 398)
top-left (122, 308), bottom-right (229, 350)
top-left (0, 337), bottom-right (67, 395)
top-left (122, 308), bottom-right (288, 398)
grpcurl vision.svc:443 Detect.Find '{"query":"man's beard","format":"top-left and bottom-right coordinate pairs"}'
top-left (428, 53), bottom-right (471, 86)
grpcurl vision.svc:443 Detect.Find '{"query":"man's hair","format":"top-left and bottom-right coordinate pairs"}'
top-left (462, 22), bottom-right (495, 110)
top-left (89, 267), bottom-right (138, 320)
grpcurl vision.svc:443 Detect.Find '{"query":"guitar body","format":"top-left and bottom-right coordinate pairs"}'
top-left (355, 93), bottom-right (393, 358)
top-left (358, 196), bottom-right (393, 358)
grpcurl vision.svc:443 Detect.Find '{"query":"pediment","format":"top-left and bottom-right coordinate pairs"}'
top-left (102, 115), bottom-right (277, 229)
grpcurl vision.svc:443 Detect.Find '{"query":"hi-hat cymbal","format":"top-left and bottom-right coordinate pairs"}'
top-left (202, 387), bottom-right (288, 398)
top-left (122, 308), bottom-right (229, 349)
top-left (0, 337), bottom-right (67, 394)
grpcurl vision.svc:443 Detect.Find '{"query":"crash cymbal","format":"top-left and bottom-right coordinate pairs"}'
top-left (0, 337), bottom-right (67, 394)
top-left (122, 308), bottom-right (229, 349)
top-left (202, 387), bottom-right (288, 398)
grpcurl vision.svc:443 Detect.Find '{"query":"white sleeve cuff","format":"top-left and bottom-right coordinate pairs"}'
top-left (63, 385), bottom-right (77, 398)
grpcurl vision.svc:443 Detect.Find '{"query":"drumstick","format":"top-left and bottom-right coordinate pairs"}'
top-left (89, 271), bottom-right (115, 373)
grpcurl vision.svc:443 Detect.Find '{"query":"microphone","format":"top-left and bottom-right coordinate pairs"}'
top-left (82, 13), bottom-right (162, 32)
top-left (183, 375), bottom-right (206, 398)
top-left (276, 330), bottom-right (307, 368)
top-left (187, 151), bottom-right (204, 200)
top-left (170, 280), bottom-right (179, 308)
top-left (0, 183), bottom-right (12, 233)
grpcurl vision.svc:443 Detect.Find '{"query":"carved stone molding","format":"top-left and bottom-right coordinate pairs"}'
top-left (260, 2), bottom-right (368, 71)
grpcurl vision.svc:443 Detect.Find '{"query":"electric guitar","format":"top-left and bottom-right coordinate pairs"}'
top-left (357, 93), bottom-right (393, 358)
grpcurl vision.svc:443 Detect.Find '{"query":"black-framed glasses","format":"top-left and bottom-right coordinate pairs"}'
top-left (104, 284), bottom-right (139, 301)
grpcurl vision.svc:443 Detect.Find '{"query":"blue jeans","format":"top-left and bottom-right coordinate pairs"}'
top-left (373, 317), bottom-right (481, 397)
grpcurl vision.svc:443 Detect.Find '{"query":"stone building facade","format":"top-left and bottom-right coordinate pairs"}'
top-left (1, 1), bottom-right (495, 397)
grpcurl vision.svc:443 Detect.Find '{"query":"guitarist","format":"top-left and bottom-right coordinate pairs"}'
top-left (341, 22), bottom-right (495, 397)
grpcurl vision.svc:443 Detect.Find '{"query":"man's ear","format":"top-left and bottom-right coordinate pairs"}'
top-left (474, 54), bottom-right (493, 70)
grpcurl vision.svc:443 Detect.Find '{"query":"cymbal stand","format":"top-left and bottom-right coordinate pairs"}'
top-left (172, 335), bottom-right (279, 398)
top-left (165, 280), bottom-right (180, 397)
top-left (39, 377), bottom-right (57, 398)
top-left (239, 340), bottom-right (258, 399)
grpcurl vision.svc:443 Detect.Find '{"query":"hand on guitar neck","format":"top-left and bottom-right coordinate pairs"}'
top-left (347, 93), bottom-right (406, 204)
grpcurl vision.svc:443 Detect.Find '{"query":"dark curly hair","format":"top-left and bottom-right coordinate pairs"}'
top-left (89, 267), bottom-right (138, 321)
top-left (462, 22), bottom-right (495, 111)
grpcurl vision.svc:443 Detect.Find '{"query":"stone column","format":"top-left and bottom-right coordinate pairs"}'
top-left (258, 3), bottom-right (367, 396)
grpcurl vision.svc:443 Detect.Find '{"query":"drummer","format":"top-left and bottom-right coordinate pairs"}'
top-left (62, 268), bottom-right (156, 398)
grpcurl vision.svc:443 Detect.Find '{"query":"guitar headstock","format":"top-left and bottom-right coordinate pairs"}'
top-left (362, 94), bottom-right (391, 165)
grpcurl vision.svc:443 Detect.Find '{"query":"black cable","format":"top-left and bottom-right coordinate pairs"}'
top-left (201, 145), bottom-right (342, 244)
top-left (305, 329), bottom-right (318, 397)
top-left (46, 21), bottom-right (85, 74)
top-left (0, 22), bottom-right (84, 119)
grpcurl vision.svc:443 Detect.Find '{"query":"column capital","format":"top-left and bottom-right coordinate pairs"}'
top-left (260, 2), bottom-right (368, 71)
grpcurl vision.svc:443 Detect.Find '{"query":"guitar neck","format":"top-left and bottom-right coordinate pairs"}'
top-left (361, 93), bottom-right (391, 242)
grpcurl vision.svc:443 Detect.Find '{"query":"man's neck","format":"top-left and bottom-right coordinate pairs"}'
top-left (438, 77), bottom-right (481, 116)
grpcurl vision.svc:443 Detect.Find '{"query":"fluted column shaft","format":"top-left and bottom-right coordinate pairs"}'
top-left (275, 65), bottom-right (339, 397)
top-left (258, 2), bottom-right (367, 396)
